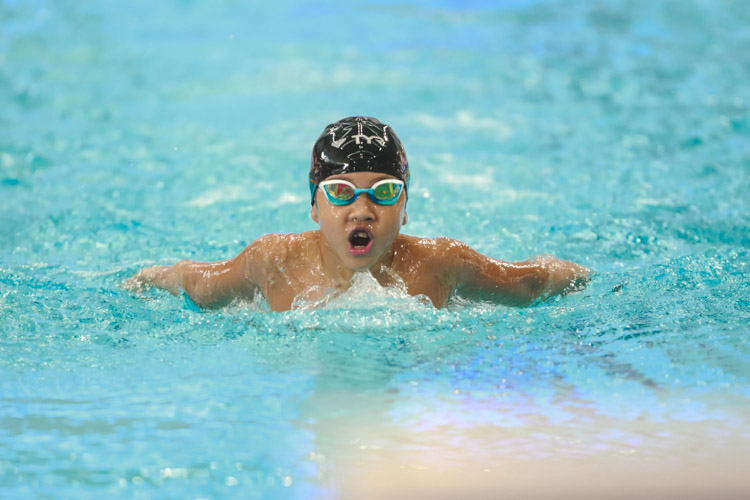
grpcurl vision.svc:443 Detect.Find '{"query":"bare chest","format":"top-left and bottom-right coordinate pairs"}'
top-left (258, 243), bottom-right (454, 310)
top-left (260, 265), bottom-right (338, 311)
top-left (394, 264), bottom-right (454, 308)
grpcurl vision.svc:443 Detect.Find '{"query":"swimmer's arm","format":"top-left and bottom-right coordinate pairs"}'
top-left (443, 239), bottom-right (590, 306)
top-left (124, 239), bottom-right (266, 308)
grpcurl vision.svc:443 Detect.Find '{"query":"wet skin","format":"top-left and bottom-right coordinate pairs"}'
top-left (125, 172), bottom-right (590, 311)
top-left (311, 172), bottom-right (408, 277)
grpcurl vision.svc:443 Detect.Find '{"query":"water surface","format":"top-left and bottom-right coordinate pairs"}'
top-left (1, 0), bottom-right (749, 498)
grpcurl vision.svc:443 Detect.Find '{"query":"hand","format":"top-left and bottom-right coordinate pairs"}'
top-left (533, 254), bottom-right (591, 297)
top-left (122, 265), bottom-right (180, 295)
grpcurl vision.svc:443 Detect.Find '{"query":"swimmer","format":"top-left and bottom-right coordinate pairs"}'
top-left (125, 116), bottom-right (590, 311)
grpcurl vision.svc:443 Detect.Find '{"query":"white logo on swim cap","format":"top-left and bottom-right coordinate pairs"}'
top-left (352, 133), bottom-right (385, 147)
top-left (331, 136), bottom-right (347, 148)
top-left (328, 122), bottom-right (387, 149)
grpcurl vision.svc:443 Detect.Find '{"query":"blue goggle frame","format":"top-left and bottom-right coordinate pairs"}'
top-left (317, 179), bottom-right (404, 206)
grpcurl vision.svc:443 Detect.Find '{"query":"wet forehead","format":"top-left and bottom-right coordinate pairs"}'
top-left (325, 171), bottom-right (399, 187)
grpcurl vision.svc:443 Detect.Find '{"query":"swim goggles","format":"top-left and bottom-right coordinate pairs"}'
top-left (318, 179), bottom-right (404, 206)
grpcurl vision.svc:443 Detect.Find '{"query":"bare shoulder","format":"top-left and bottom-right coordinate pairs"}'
top-left (242, 231), bottom-right (317, 254)
top-left (239, 231), bottom-right (319, 273)
top-left (395, 234), bottom-right (470, 259)
top-left (394, 235), bottom-right (472, 273)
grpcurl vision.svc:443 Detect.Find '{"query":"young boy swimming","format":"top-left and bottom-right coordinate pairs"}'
top-left (125, 116), bottom-right (590, 311)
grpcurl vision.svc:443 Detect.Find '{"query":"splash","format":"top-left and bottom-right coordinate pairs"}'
top-left (291, 271), bottom-right (433, 311)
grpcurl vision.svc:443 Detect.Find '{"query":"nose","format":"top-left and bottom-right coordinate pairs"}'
top-left (348, 193), bottom-right (376, 222)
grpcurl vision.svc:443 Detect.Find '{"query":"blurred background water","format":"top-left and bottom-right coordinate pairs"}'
top-left (1, 0), bottom-right (748, 498)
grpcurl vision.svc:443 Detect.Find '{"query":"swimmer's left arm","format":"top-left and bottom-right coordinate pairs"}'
top-left (440, 238), bottom-right (590, 306)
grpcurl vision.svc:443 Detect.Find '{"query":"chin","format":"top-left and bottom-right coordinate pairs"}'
top-left (343, 254), bottom-right (379, 272)
top-left (347, 260), bottom-right (375, 272)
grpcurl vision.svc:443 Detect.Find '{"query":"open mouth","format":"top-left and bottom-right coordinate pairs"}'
top-left (348, 228), bottom-right (374, 256)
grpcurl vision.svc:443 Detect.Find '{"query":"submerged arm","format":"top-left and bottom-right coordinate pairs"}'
top-left (445, 240), bottom-right (590, 306)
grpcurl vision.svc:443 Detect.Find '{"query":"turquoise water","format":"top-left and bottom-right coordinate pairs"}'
top-left (1, 0), bottom-right (749, 498)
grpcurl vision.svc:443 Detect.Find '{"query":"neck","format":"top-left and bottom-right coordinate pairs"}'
top-left (315, 232), bottom-right (397, 286)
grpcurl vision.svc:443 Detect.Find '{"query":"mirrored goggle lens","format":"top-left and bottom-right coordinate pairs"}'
top-left (372, 181), bottom-right (402, 201)
top-left (323, 182), bottom-right (355, 201)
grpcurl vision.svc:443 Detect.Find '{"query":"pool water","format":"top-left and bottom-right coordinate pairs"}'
top-left (1, 0), bottom-right (749, 498)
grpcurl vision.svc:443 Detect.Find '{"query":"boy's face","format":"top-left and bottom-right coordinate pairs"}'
top-left (311, 171), bottom-right (408, 272)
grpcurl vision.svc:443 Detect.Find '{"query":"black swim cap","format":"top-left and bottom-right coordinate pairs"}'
top-left (309, 116), bottom-right (410, 204)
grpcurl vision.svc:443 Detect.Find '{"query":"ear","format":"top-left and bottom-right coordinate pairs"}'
top-left (310, 203), bottom-right (319, 224)
top-left (402, 210), bottom-right (408, 226)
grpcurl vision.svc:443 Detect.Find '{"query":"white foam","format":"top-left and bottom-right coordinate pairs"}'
top-left (292, 271), bottom-right (432, 312)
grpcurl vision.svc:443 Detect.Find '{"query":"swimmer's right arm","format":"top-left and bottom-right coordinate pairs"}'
top-left (124, 238), bottom-right (269, 308)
